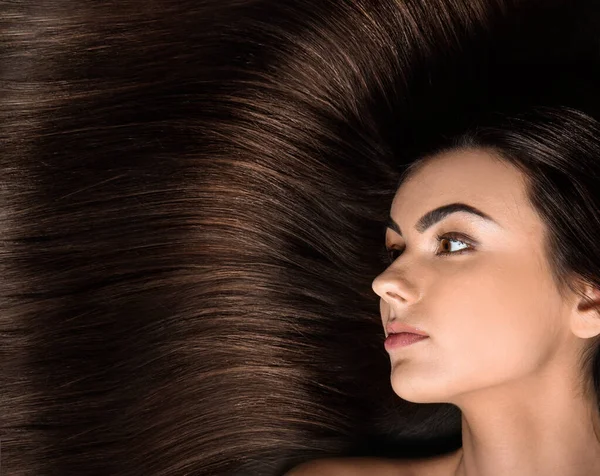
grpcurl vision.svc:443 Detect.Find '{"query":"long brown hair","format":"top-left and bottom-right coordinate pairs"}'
top-left (3, 0), bottom-right (598, 474)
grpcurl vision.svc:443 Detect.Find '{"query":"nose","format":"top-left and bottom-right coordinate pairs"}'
top-left (371, 270), bottom-right (418, 306)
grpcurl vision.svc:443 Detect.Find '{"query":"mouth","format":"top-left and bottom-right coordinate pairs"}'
top-left (385, 321), bottom-right (429, 338)
top-left (384, 332), bottom-right (429, 351)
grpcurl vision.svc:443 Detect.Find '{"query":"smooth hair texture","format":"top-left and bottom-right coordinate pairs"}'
top-left (2, 0), bottom-right (600, 475)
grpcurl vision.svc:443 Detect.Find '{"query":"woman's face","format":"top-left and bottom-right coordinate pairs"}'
top-left (371, 147), bottom-right (581, 405)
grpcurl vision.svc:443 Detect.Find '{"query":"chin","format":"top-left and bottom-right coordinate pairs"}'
top-left (390, 372), bottom-right (455, 404)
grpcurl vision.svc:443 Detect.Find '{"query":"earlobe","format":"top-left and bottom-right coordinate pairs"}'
top-left (571, 284), bottom-right (600, 339)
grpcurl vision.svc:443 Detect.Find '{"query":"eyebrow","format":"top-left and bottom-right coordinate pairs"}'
top-left (385, 202), bottom-right (500, 236)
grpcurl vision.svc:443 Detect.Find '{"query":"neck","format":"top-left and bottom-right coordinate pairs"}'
top-left (451, 370), bottom-right (600, 476)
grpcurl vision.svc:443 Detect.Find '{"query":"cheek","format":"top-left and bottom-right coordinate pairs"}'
top-left (388, 253), bottom-right (568, 403)
top-left (433, 257), bottom-right (564, 378)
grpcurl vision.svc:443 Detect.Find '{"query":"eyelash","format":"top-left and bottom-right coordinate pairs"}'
top-left (383, 232), bottom-right (474, 264)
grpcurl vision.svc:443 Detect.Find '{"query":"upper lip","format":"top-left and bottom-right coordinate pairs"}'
top-left (385, 321), bottom-right (429, 338)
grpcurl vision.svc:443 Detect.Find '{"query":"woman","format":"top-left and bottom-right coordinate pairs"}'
top-left (289, 108), bottom-right (600, 476)
top-left (374, 129), bottom-right (600, 475)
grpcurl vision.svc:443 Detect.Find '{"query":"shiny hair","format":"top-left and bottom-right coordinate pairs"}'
top-left (2, 0), bottom-right (597, 474)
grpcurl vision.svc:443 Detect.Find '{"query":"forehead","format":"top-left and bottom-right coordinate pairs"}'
top-left (391, 148), bottom-right (537, 232)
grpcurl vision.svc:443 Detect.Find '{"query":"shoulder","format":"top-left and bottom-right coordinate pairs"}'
top-left (284, 449), bottom-right (461, 476)
top-left (284, 456), bottom-right (412, 476)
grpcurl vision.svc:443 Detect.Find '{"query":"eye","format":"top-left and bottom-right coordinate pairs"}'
top-left (435, 232), bottom-right (471, 256)
top-left (385, 247), bottom-right (402, 263)
top-left (383, 232), bottom-right (474, 264)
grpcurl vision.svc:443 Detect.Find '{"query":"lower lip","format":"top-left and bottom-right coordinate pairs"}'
top-left (384, 333), bottom-right (428, 351)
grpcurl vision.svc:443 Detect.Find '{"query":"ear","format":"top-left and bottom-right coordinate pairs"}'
top-left (570, 282), bottom-right (600, 339)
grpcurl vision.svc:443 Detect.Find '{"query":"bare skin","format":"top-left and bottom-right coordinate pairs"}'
top-left (370, 147), bottom-right (600, 476)
top-left (284, 449), bottom-right (461, 475)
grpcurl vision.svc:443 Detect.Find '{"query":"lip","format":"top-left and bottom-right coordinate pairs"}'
top-left (385, 321), bottom-right (429, 338)
top-left (384, 333), bottom-right (428, 351)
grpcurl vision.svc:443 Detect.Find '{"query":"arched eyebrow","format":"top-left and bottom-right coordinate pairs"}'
top-left (385, 202), bottom-right (501, 237)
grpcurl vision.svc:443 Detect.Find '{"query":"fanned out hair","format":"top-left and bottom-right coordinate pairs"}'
top-left (2, 0), bottom-right (600, 475)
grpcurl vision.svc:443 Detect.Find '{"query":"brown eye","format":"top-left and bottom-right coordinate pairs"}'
top-left (435, 233), bottom-right (472, 255)
top-left (439, 237), bottom-right (452, 252)
top-left (387, 248), bottom-right (401, 263)
top-left (383, 232), bottom-right (473, 265)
